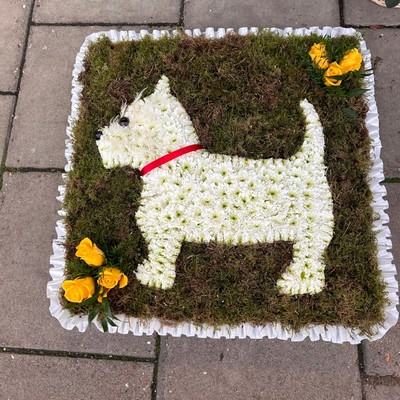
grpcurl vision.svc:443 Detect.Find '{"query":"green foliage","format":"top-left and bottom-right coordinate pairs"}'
top-left (87, 298), bottom-right (119, 332)
top-left (63, 31), bottom-right (387, 336)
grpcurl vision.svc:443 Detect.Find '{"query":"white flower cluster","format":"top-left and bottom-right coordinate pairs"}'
top-left (97, 76), bottom-right (334, 295)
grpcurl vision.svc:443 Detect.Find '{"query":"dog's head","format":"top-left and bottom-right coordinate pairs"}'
top-left (96, 75), bottom-right (199, 170)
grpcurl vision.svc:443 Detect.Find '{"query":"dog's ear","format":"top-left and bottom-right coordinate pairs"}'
top-left (154, 75), bottom-right (171, 95)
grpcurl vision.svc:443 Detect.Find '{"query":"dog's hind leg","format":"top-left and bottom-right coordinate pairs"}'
top-left (276, 214), bottom-right (334, 296)
top-left (135, 235), bottom-right (182, 289)
top-left (276, 240), bottom-right (326, 295)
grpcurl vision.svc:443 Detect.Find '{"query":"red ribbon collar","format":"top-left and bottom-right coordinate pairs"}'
top-left (140, 144), bottom-right (203, 176)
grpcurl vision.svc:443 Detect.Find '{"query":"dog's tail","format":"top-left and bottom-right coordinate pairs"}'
top-left (294, 99), bottom-right (326, 166)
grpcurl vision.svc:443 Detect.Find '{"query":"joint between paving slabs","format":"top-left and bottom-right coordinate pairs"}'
top-left (178, 0), bottom-right (185, 27)
top-left (338, 0), bottom-right (345, 27)
top-left (344, 24), bottom-right (400, 29)
top-left (4, 167), bottom-right (65, 173)
top-left (358, 343), bottom-right (366, 374)
top-left (384, 177), bottom-right (400, 183)
top-left (1, 346), bottom-right (157, 363)
top-left (151, 334), bottom-right (162, 400)
top-left (358, 343), bottom-right (368, 400)
top-left (31, 21), bottom-right (181, 28)
top-left (29, 22), bottom-right (400, 30)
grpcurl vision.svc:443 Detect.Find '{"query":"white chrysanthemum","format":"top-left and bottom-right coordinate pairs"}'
top-left (97, 77), bottom-right (334, 295)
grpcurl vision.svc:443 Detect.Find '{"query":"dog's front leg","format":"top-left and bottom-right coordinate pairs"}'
top-left (135, 235), bottom-right (182, 289)
top-left (276, 239), bottom-right (327, 295)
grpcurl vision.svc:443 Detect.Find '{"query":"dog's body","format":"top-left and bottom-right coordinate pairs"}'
top-left (97, 76), bottom-right (334, 295)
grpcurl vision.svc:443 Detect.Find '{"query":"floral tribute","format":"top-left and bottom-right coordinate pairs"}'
top-left (62, 238), bottom-right (128, 331)
top-left (48, 28), bottom-right (398, 342)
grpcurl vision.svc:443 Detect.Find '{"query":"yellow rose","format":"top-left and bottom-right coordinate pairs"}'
top-left (323, 62), bottom-right (343, 86)
top-left (75, 237), bottom-right (105, 267)
top-left (62, 277), bottom-right (95, 303)
top-left (98, 267), bottom-right (128, 289)
top-left (339, 48), bottom-right (362, 74)
top-left (309, 43), bottom-right (330, 69)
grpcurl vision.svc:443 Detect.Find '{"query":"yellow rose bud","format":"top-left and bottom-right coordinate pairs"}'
top-left (75, 237), bottom-right (105, 267)
top-left (309, 43), bottom-right (330, 69)
top-left (62, 277), bottom-right (95, 303)
top-left (98, 267), bottom-right (128, 289)
top-left (339, 48), bottom-right (362, 74)
top-left (323, 62), bottom-right (343, 86)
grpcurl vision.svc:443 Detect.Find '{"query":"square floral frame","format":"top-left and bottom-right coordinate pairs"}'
top-left (48, 26), bottom-right (398, 343)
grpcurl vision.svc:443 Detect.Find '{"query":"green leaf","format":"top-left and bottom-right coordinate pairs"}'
top-left (326, 86), bottom-right (346, 97)
top-left (88, 306), bottom-right (100, 324)
top-left (101, 297), bottom-right (119, 320)
top-left (345, 88), bottom-right (368, 98)
top-left (102, 297), bottom-right (113, 316)
top-left (101, 317), bottom-right (109, 332)
top-left (342, 108), bottom-right (358, 119)
top-left (74, 295), bottom-right (97, 307)
top-left (385, 0), bottom-right (400, 8)
top-left (106, 318), bottom-right (118, 327)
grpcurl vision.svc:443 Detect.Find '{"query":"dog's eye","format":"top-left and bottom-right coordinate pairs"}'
top-left (119, 117), bottom-right (129, 126)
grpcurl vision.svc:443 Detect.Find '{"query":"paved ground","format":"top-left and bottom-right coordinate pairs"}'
top-left (0, 1), bottom-right (399, 399)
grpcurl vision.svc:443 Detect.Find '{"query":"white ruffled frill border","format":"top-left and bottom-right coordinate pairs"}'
top-left (48, 26), bottom-right (398, 343)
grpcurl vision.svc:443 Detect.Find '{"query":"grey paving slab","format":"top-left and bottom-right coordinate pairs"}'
top-left (0, 0), bottom-right (31, 92)
top-left (344, 0), bottom-right (400, 27)
top-left (33, 0), bottom-right (180, 24)
top-left (157, 337), bottom-right (362, 400)
top-left (364, 324), bottom-right (400, 377)
top-left (7, 26), bottom-right (101, 168)
top-left (0, 172), bottom-right (155, 357)
top-left (0, 95), bottom-right (15, 162)
top-left (363, 184), bottom-right (400, 377)
top-left (0, 353), bottom-right (153, 400)
top-left (184, 0), bottom-right (340, 30)
top-left (364, 382), bottom-right (400, 400)
top-left (363, 29), bottom-right (400, 177)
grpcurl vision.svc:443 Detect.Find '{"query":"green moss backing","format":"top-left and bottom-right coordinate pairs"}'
top-left (63, 32), bottom-right (387, 336)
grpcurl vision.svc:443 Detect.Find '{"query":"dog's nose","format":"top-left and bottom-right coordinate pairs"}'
top-left (94, 130), bottom-right (103, 140)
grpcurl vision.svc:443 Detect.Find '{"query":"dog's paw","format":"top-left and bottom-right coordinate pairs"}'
top-left (135, 262), bottom-right (175, 289)
top-left (277, 272), bottom-right (325, 295)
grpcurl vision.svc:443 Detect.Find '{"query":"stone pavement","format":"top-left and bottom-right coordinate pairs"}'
top-left (0, 1), bottom-right (399, 399)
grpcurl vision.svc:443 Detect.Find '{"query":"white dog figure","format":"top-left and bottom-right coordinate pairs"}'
top-left (96, 76), bottom-right (334, 295)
